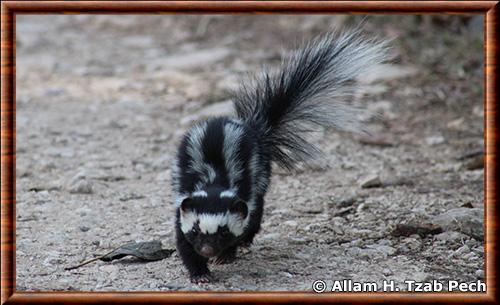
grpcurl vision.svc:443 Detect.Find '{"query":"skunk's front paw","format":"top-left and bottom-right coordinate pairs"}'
top-left (213, 252), bottom-right (236, 265)
top-left (213, 246), bottom-right (237, 265)
top-left (190, 273), bottom-right (214, 284)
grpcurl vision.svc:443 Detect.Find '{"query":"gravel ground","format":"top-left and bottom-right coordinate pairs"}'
top-left (15, 15), bottom-right (484, 291)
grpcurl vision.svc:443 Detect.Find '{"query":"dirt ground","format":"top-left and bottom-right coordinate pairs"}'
top-left (15, 15), bottom-right (485, 291)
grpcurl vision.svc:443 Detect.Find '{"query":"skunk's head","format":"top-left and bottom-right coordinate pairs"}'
top-left (178, 189), bottom-right (248, 258)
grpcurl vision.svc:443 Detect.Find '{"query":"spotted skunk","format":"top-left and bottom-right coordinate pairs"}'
top-left (171, 29), bottom-right (388, 283)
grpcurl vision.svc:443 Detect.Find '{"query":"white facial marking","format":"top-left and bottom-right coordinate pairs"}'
top-left (187, 212), bottom-right (246, 236)
top-left (220, 190), bottom-right (236, 198)
top-left (226, 213), bottom-right (245, 236)
top-left (180, 211), bottom-right (197, 233)
top-left (192, 190), bottom-right (208, 197)
top-left (199, 214), bottom-right (226, 234)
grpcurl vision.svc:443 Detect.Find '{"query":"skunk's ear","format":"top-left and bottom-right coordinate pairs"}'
top-left (230, 199), bottom-right (248, 219)
top-left (180, 197), bottom-right (194, 213)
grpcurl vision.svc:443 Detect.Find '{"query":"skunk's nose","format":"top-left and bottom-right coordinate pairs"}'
top-left (200, 245), bottom-right (215, 257)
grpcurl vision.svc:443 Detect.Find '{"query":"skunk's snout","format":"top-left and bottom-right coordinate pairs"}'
top-left (199, 245), bottom-right (216, 257)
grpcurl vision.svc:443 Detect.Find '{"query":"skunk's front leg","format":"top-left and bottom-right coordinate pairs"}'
top-left (175, 228), bottom-right (212, 283)
top-left (213, 245), bottom-right (237, 265)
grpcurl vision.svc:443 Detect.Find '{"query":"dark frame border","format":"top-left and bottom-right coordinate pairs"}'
top-left (1, 1), bottom-right (497, 304)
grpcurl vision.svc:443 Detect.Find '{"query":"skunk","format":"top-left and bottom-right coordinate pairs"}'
top-left (171, 29), bottom-right (388, 283)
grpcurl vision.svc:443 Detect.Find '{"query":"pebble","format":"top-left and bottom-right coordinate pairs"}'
top-left (337, 196), bottom-right (357, 207)
top-left (359, 174), bottom-right (382, 188)
top-left (431, 208), bottom-right (484, 241)
top-left (475, 269), bottom-right (485, 278)
top-left (283, 220), bottom-right (298, 228)
top-left (455, 244), bottom-right (470, 256)
top-left (461, 154), bottom-right (484, 170)
top-left (434, 231), bottom-right (468, 243)
top-left (260, 233), bottom-right (280, 241)
top-left (68, 179), bottom-right (93, 194)
top-left (399, 237), bottom-right (421, 253)
top-left (79, 226), bottom-right (90, 232)
top-left (382, 268), bottom-right (393, 276)
top-left (392, 223), bottom-right (442, 238)
top-left (425, 135), bottom-right (445, 146)
top-left (289, 237), bottom-right (308, 245)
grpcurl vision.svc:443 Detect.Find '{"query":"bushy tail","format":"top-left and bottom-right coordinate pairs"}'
top-left (233, 29), bottom-right (390, 170)
top-left (235, 30), bottom-right (387, 169)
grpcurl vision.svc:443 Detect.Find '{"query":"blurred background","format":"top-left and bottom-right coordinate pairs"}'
top-left (16, 15), bottom-right (484, 291)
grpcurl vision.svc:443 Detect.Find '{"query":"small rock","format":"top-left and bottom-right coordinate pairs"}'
top-left (461, 154), bottom-right (484, 170)
top-left (454, 244), bottom-right (470, 256)
top-left (382, 177), bottom-right (414, 187)
top-left (76, 207), bottom-right (92, 216)
top-left (289, 237), bottom-right (308, 245)
top-left (356, 134), bottom-right (394, 147)
top-left (260, 233), bottom-right (280, 241)
top-left (382, 268), bottom-right (393, 276)
top-left (425, 135), bottom-right (445, 146)
top-left (94, 174), bottom-right (126, 182)
top-left (68, 179), bottom-right (93, 194)
top-left (434, 231), bottom-right (468, 243)
top-left (359, 174), bottom-right (382, 188)
top-left (431, 208), bottom-right (484, 241)
top-left (119, 193), bottom-right (146, 202)
top-left (461, 202), bottom-right (474, 209)
top-left (392, 223), bottom-right (442, 238)
top-left (475, 269), bottom-right (485, 278)
top-left (447, 117), bottom-right (465, 130)
top-left (68, 171), bottom-right (87, 185)
top-left (399, 237), bottom-right (421, 252)
top-left (79, 226), bottom-right (90, 232)
top-left (283, 220), bottom-right (298, 228)
top-left (473, 105), bottom-right (483, 117)
top-left (337, 196), bottom-right (357, 207)
top-left (333, 206), bottom-right (354, 217)
top-left (28, 184), bottom-right (61, 192)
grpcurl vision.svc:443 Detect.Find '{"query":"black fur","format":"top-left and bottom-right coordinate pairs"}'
top-left (172, 30), bottom-right (388, 283)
